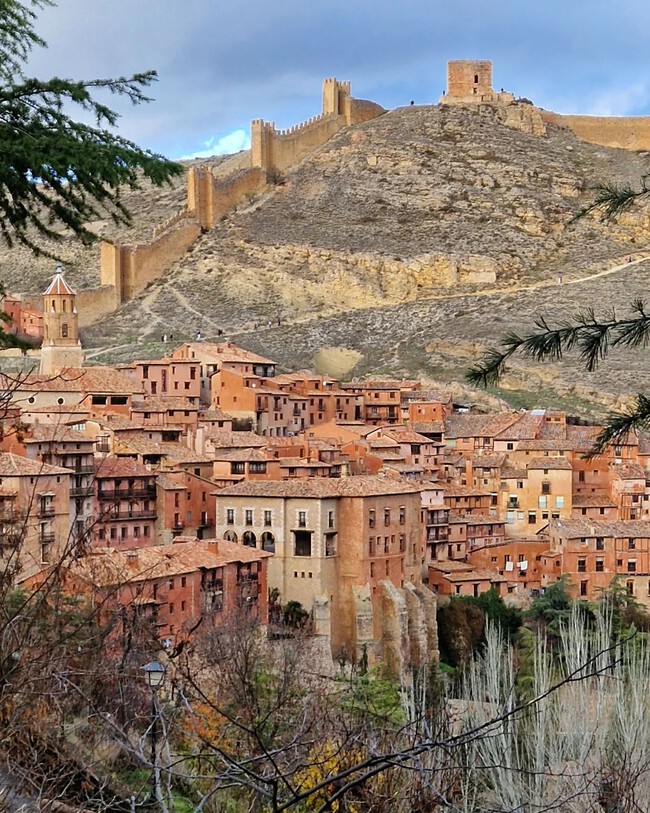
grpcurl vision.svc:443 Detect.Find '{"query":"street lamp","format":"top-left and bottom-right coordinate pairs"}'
top-left (141, 659), bottom-right (167, 804)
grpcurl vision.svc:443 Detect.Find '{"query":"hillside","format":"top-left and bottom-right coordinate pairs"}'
top-left (3, 102), bottom-right (650, 409)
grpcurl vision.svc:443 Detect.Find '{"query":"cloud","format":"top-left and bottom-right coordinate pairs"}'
top-left (180, 129), bottom-right (251, 160)
top-left (585, 83), bottom-right (649, 117)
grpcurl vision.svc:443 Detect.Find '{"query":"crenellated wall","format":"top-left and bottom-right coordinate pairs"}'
top-left (251, 78), bottom-right (385, 172)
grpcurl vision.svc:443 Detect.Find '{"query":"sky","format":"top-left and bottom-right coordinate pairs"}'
top-left (26, 0), bottom-right (650, 161)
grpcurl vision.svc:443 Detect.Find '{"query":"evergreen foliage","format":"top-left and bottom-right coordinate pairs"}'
top-left (0, 0), bottom-right (182, 257)
top-left (467, 181), bottom-right (650, 454)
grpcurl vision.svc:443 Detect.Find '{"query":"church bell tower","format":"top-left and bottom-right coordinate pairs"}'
top-left (39, 263), bottom-right (84, 375)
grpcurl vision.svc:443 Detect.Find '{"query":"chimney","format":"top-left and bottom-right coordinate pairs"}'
top-left (207, 541), bottom-right (220, 554)
top-left (465, 458), bottom-right (474, 486)
top-left (126, 550), bottom-right (139, 568)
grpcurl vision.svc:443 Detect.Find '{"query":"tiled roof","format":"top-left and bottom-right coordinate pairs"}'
top-left (527, 457), bottom-right (572, 471)
top-left (217, 475), bottom-right (422, 499)
top-left (278, 457), bottom-right (331, 468)
top-left (131, 398), bottom-right (198, 412)
top-left (494, 412), bottom-right (544, 441)
top-left (638, 433), bottom-right (650, 455)
top-left (94, 457), bottom-right (154, 479)
top-left (43, 271), bottom-right (76, 296)
top-left (368, 437), bottom-right (401, 449)
top-left (25, 426), bottom-right (93, 444)
top-left (516, 439), bottom-right (571, 451)
top-left (207, 430), bottom-right (267, 449)
top-left (213, 448), bottom-right (270, 462)
top-left (613, 464), bottom-right (646, 480)
top-left (501, 467), bottom-right (528, 479)
top-left (13, 367), bottom-right (141, 394)
top-left (467, 453), bottom-right (507, 468)
top-left (71, 538), bottom-right (271, 587)
top-left (199, 407), bottom-right (234, 422)
top-left (381, 427), bottom-right (434, 444)
top-left (572, 494), bottom-right (617, 507)
top-left (449, 512), bottom-right (505, 526)
top-left (156, 474), bottom-right (186, 491)
top-left (176, 341), bottom-right (275, 366)
top-left (438, 483), bottom-right (492, 497)
top-left (0, 452), bottom-right (71, 476)
top-left (444, 413), bottom-right (520, 439)
top-left (117, 437), bottom-right (213, 463)
top-left (550, 518), bottom-right (650, 538)
top-left (411, 421), bottom-right (445, 435)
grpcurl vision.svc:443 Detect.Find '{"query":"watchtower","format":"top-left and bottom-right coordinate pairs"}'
top-left (40, 264), bottom-right (83, 374)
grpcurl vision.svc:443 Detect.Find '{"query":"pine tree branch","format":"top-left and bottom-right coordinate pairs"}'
top-left (589, 395), bottom-right (650, 456)
top-left (467, 301), bottom-right (650, 386)
top-left (573, 177), bottom-right (650, 221)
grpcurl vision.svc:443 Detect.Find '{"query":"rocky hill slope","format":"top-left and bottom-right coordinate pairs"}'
top-left (3, 102), bottom-right (650, 410)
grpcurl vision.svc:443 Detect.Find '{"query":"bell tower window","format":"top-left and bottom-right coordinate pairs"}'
top-left (61, 323), bottom-right (68, 338)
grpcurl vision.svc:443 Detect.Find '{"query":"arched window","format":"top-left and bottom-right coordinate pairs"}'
top-left (261, 531), bottom-right (275, 552)
top-left (242, 531), bottom-right (257, 548)
top-left (62, 299), bottom-right (67, 312)
top-left (474, 74), bottom-right (479, 83)
top-left (51, 299), bottom-right (56, 312)
top-left (61, 323), bottom-right (68, 338)
top-left (223, 530), bottom-right (238, 542)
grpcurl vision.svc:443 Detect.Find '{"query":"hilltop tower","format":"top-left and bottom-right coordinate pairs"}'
top-left (39, 264), bottom-right (83, 375)
top-left (441, 60), bottom-right (514, 105)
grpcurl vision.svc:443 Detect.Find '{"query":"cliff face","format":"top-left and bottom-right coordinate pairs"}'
top-left (3, 102), bottom-right (650, 407)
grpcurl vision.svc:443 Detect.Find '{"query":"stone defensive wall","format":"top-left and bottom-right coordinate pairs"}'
top-left (540, 111), bottom-right (650, 151)
top-left (77, 77), bottom-right (384, 328)
top-left (251, 78), bottom-right (385, 172)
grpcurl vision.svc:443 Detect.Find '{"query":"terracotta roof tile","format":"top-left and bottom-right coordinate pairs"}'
top-left (444, 413), bottom-right (520, 439)
top-left (0, 453), bottom-right (71, 476)
top-left (550, 518), bottom-right (650, 538)
top-left (527, 457), bottom-right (572, 471)
top-left (70, 538), bottom-right (271, 588)
top-left (95, 457), bottom-right (154, 479)
top-left (217, 475), bottom-right (421, 499)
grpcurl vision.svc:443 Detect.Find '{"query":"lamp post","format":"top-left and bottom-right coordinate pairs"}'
top-left (141, 659), bottom-right (167, 805)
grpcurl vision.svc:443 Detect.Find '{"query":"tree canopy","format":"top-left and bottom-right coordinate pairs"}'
top-left (0, 0), bottom-right (182, 255)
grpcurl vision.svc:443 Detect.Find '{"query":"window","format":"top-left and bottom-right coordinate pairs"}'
top-left (399, 534), bottom-right (406, 553)
top-left (627, 580), bottom-right (635, 595)
top-left (369, 536), bottom-right (376, 556)
top-left (596, 537), bottom-right (605, 550)
top-left (249, 462), bottom-right (267, 474)
top-left (298, 511), bottom-right (307, 528)
top-left (595, 558), bottom-right (604, 572)
top-left (628, 560), bottom-right (637, 573)
top-left (370, 562), bottom-right (375, 578)
top-left (580, 580), bottom-right (588, 597)
top-left (294, 530), bottom-right (312, 557)
top-left (231, 462), bottom-right (245, 475)
top-left (507, 442), bottom-right (514, 451)
top-left (264, 510), bottom-right (272, 527)
top-left (384, 508), bottom-right (391, 526)
top-left (541, 481), bottom-right (550, 495)
top-left (143, 525), bottom-right (150, 537)
top-left (110, 527), bottom-right (117, 540)
top-left (399, 505), bottom-right (406, 525)
top-left (368, 509), bottom-right (375, 528)
top-left (528, 512), bottom-right (537, 524)
top-left (328, 510), bottom-right (334, 529)
top-left (538, 496), bottom-right (548, 509)
top-left (578, 470), bottom-right (585, 482)
top-left (181, 576), bottom-right (186, 588)
top-left (181, 601), bottom-right (186, 612)
top-left (628, 538), bottom-right (636, 550)
top-left (134, 526), bottom-right (140, 538)
top-left (121, 526), bottom-right (127, 539)
top-left (245, 509), bottom-right (253, 526)
top-left (169, 603), bottom-right (174, 615)
top-left (555, 496), bottom-right (564, 509)
top-left (578, 558), bottom-right (586, 573)
top-left (506, 511), bottom-right (515, 524)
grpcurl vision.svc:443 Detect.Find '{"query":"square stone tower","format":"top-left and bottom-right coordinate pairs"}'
top-left (447, 60), bottom-right (493, 98)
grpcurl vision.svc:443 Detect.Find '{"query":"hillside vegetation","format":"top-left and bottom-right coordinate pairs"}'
top-left (3, 103), bottom-right (650, 409)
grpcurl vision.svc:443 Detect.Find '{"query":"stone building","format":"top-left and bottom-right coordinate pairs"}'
top-left (215, 475), bottom-right (434, 665)
top-left (39, 267), bottom-right (84, 375)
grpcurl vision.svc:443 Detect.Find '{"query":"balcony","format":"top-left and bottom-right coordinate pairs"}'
top-left (68, 465), bottom-right (96, 475)
top-left (70, 486), bottom-right (94, 498)
top-left (38, 504), bottom-right (55, 517)
top-left (106, 509), bottom-right (157, 520)
top-left (98, 487), bottom-right (156, 501)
